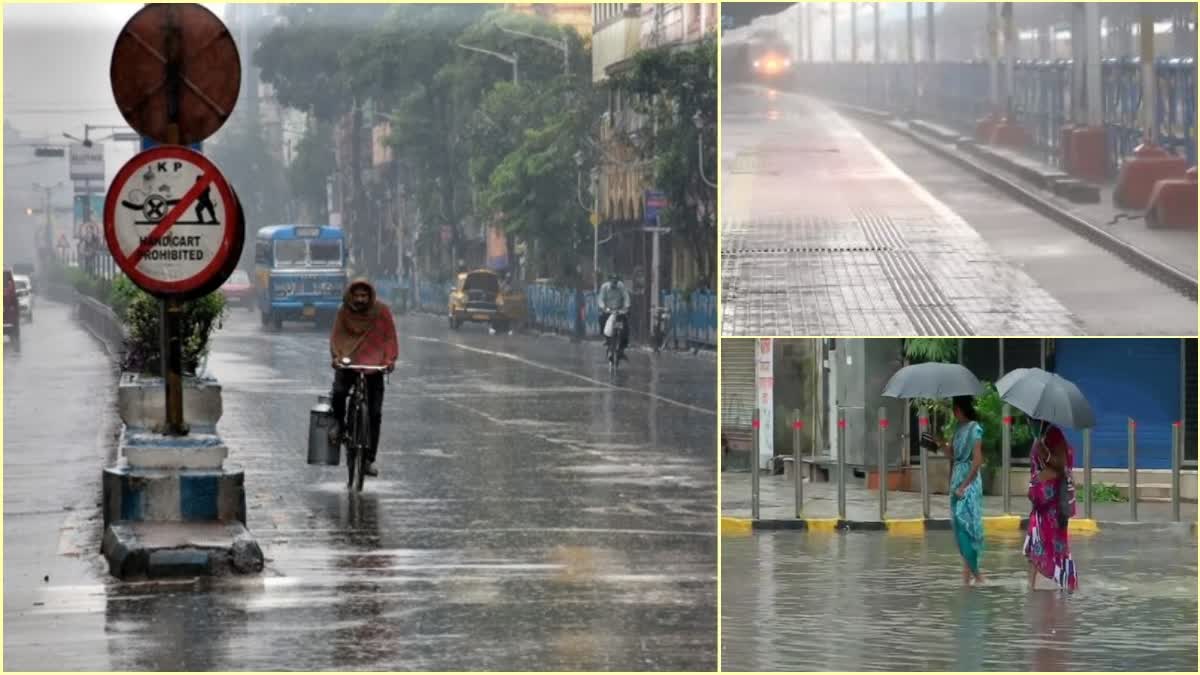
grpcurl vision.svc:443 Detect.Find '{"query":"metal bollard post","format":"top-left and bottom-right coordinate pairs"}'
top-left (838, 414), bottom-right (847, 521)
top-left (1001, 405), bottom-right (1012, 514)
top-left (1128, 418), bottom-right (1137, 521)
top-left (878, 407), bottom-right (888, 521)
top-left (752, 409), bottom-right (761, 521)
top-left (1083, 428), bottom-right (1093, 520)
top-left (793, 409), bottom-right (804, 519)
top-left (1172, 421), bottom-right (1182, 522)
top-left (919, 407), bottom-right (930, 520)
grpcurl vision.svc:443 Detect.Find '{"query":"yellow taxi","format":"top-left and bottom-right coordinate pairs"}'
top-left (448, 269), bottom-right (526, 332)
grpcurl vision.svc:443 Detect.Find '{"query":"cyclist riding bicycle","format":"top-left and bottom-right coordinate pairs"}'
top-left (329, 279), bottom-right (398, 477)
top-left (598, 272), bottom-right (631, 360)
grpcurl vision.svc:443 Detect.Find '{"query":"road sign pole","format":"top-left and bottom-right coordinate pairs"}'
top-left (161, 4), bottom-right (186, 436)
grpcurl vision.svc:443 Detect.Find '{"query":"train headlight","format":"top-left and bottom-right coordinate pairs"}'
top-left (783, 58), bottom-right (792, 68)
top-left (753, 59), bottom-right (760, 69)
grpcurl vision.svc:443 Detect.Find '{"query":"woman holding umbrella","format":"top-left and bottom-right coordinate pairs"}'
top-left (1024, 421), bottom-right (1079, 591)
top-left (883, 362), bottom-right (987, 585)
top-left (996, 367), bottom-right (1091, 593)
top-left (947, 395), bottom-right (987, 586)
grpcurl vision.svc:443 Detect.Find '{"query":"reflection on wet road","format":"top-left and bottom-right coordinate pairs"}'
top-left (722, 530), bottom-right (1197, 671)
top-left (5, 308), bottom-right (716, 670)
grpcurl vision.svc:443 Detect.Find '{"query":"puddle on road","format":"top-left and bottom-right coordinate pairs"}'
top-left (723, 531), bottom-right (1197, 671)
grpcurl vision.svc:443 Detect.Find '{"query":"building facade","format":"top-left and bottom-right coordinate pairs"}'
top-left (591, 3), bottom-right (716, 299)
top-left (724, 338), bottom-right (1198, 478)
top-left (509, 3), bottom-right (594, 37)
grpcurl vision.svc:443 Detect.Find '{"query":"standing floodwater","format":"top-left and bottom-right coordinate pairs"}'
top-left (722, 530), bottom-right (1197, 671)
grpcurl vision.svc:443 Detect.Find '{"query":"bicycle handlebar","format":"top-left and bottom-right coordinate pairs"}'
top-left (336, 363), bottom-right (390, 372)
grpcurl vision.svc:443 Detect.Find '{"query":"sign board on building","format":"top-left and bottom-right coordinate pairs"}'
top-left (644, 189), bottom-right (667, 224)
top-left (756, 338), bottom-right (774, 469)
top-left (103, 146), bottom-right (243, 298)
top-left (69, 143), bottom-right (105, 181)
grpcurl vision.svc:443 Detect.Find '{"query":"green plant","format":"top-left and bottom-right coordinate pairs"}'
top-left (119, 282), bottom-right (227, 376)
top-left (904, 338), bottom-right (959, 364)
top-left (1089, 482), bottom-right (1125, 503)
top-left (937, 382), bottom-right (1034, 469)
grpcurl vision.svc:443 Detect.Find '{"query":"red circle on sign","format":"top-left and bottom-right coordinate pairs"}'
top-left (104, 146), bottom-right (240, 297)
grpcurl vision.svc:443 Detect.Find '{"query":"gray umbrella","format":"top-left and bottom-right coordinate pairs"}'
top-left (996, 367), bottom-right (1095, 429)
top-left (882, 362), bottom-right (983, 399)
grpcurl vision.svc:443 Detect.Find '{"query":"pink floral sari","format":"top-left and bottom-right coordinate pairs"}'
top-left (1022, 426), bottom-right (1079, 591)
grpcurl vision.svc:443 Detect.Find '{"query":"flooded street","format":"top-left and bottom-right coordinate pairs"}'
top-left (722, 530), bottom-right (1197, 671)
top-left (5, 305), bottom-right (717, 670)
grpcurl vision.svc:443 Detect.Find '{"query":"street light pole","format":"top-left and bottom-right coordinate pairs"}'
top-left (496, 25), bottom-right (569, 76)
top-left (456, 42), bottom-right (519, 84)
top-left (693, 111), bottom-right (717, 189)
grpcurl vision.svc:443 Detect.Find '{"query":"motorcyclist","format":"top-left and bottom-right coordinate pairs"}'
top-left (329, 279), bottom-right (398, 477)
top-left (598, 272), bottom-right (631, 359)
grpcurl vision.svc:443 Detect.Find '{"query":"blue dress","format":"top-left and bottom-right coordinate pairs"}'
top-left (950, 420), bottom-right (985, 575)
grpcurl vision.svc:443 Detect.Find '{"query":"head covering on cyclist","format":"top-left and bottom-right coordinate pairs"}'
top-left (331, 279), bottom-right (398, 367)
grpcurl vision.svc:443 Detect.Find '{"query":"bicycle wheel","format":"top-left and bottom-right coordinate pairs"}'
top-left (346, 395), bottom-right (359, 488)
top-left (353, 401), bottom-right (370, 492)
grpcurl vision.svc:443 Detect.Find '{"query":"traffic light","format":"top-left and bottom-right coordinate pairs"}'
top-left (34, 147), bottom-right (65, 158)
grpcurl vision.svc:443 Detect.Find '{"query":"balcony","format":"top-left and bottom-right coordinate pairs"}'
top-left (592, 10), bottom-right (641, 83)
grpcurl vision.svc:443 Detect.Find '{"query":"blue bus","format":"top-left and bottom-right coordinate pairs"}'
top-left (254, 225), bottom-right (346, 330)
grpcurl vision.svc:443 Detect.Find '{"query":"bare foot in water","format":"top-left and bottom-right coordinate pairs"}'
top-left (973, 574), bottom-right (986, 586)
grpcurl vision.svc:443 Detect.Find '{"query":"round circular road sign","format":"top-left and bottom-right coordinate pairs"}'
top-left (104, 146), bottom-right (242, 298)
top-left (110, 3), bottom-right (241, 146)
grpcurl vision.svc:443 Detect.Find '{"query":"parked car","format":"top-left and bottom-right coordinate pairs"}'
top-left (11, 262), bottom-right (34, 292)
top-left (12, 274), bottom-right (33, 322)
top-left (221, 269), bottom-right (254, 310)
top-left (448, 269), bottom-right (526, 333)
top-left (4, 269), bottom-right (20, 345)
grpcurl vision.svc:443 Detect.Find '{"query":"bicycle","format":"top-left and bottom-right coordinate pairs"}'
top-left (336, 358), bottom-right (388, 492)
top-left (650, 305), bottom-right (671, 354)
top-left (604, 310), bottom-right (628, 375)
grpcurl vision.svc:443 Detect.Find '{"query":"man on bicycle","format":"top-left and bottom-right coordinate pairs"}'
top-left (330, 279), bottom-right (398, 477)
top-left (598, 272), bottom-right (631, 360)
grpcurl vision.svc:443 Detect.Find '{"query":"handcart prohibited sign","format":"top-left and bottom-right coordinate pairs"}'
top-left (104, 146), bottom-right (243, 298)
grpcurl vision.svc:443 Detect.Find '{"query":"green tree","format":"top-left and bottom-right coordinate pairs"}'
top-left (206, 112), bottom-right (290, 267)
top-left (287, 118), bottom-right (335, 222)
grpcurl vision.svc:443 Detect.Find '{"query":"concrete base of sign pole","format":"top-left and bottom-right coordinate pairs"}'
top-left (101, 373), bottom-right (263, 580)
top-left (101, 521), bottom-right (263, 580)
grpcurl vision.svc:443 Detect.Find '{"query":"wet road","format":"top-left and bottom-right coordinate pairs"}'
top-left (722, 530), bottom-right (1198, 671)
top-left (4, 303), bottom-right (717, 670)
top-left (720, 84), bottom-right (1195, 336)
